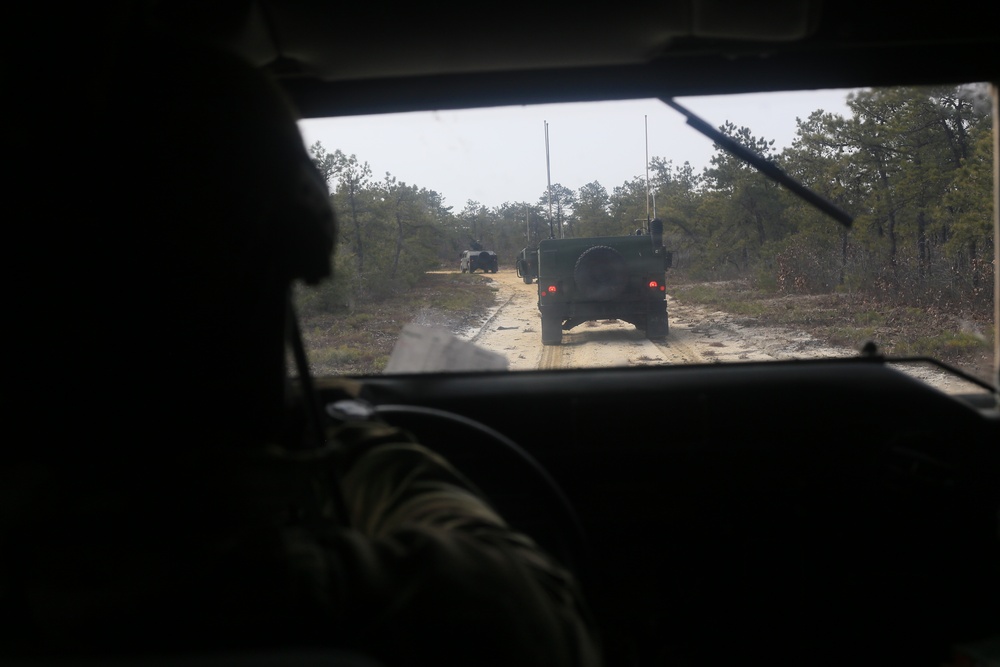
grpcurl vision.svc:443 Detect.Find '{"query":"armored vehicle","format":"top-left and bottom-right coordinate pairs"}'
top-left (535, 218), bottom-right (671, 345)
top-left (515, 246), bottom-right (538, 284)
top-left (460, 249), bottom-right (498, 274)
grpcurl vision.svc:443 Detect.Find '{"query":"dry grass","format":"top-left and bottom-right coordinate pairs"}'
top-left (298, 271), bottom-right (499, 376)
top-left (670, 279), bottom-right (996, 386)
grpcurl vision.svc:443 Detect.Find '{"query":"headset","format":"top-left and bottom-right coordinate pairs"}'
top-left (104, 24), bottom-right (349, 520)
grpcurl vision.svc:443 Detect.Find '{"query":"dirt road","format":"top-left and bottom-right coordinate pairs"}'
top-left (460, 269), bottom-right (856, 371)
top-left (457, 270), bottom-right (983, 394)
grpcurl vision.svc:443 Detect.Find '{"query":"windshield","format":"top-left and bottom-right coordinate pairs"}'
top-left (292, 85), bottom-right (996, 395)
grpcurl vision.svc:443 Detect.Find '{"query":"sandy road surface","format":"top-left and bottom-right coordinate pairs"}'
top-left (460, 269), bottom-right (856, 371)
top-left (454, 270), bottom-right (985, 395)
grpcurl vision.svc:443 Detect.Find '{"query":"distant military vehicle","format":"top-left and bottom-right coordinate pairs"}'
top-left (515, 246), bottom-right (538, 284)
top-left (532, 218), bottom-right (671, 345)
top-left (460, 249), bottom-right (499, 274)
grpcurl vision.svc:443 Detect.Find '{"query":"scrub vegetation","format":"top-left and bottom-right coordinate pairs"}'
top-left (295, 84), bottom-right (995, 384)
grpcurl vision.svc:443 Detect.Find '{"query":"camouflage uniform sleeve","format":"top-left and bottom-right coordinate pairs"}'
top-left (312, 411), bottom-right (603, 667)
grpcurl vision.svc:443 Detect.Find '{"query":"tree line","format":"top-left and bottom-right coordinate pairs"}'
top-left (300, 85), bottom-right (994, 321)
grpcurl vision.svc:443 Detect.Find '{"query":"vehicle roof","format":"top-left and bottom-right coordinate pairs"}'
top-left (144, 1), bottom-right (999, 117)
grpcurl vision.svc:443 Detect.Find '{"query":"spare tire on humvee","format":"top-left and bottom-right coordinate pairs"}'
top-left (460, 249), bottom-right (499, 274)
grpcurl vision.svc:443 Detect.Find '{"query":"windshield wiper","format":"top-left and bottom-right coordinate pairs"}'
top-left (662, 98), bottom-right (854, 229)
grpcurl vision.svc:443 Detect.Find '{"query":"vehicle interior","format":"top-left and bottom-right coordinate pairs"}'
top-left (12, 2), bottom-right (1000, 666)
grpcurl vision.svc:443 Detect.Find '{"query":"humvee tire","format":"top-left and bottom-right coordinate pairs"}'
top-left (647, 312), bottom-right (669, 340)
top-left (541, 314), bottom-right (562, 345)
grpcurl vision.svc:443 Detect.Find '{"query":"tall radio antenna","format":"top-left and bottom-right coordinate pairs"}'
top-left (645, 114), bottom-right (651, 226)
top-left (545, 120), bottom-right (555, 238)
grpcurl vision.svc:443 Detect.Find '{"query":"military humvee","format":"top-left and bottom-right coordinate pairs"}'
top-left (534, 218), bottom-right (672, 345)
top-left (460, 249), bottom-right (499, 274)
top-left (515, 246), bottom-right (538, 284)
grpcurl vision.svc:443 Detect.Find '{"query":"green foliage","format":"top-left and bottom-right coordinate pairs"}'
top-left (575, 182), bottom-right (612, 237)
top-left (763, 227), bottom-right (844, 294)
top-left (292, 252), bottom-right (358, 317)
top-left (696, 123), bottom-right (798, 276)
top-left (302, 85), bottom-right (993, 327)
top-left (609, 177), bottom-right (649, 236)
top-left (753, 269), bottom-right (779, 293)
top-left (537, 184), bottom-right (579, 238)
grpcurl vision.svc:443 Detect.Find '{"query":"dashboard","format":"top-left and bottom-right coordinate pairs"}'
top-left (339, 359), bottom-right (1000, 665)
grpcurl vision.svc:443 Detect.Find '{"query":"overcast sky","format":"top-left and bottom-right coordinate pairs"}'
top-left (299, 89), bottom-right (859, 211)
